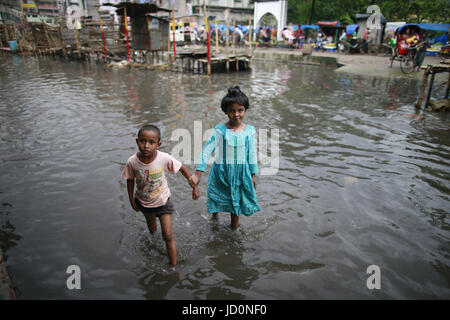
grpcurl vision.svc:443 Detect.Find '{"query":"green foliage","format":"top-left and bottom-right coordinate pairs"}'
top-left (260, 13), bottom-right (277, 26)
top-left (287, 0), bottom-right (450, 25)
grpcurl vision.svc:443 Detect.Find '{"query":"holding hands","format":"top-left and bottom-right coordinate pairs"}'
top-left (189, 171), bottom-right (202, 200)
top-left (189, 172), bottom-right (201, 200)
top-left (188, 171), bottom-right (202, 188)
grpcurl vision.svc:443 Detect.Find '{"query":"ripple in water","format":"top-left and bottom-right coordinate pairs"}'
top-left (0, 56), bottom-right (449, 299)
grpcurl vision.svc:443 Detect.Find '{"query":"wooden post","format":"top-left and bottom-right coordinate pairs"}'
top-left (425, 72), bottom-right (435, 107)
top-left (124, 6), bottom-right (130, 61)
top-left (171, 5), bottom-right (176, 65)
top-left (248, 17), bottom-right (252, 70)
top-left (74, 28), bottom-right (81, 59)
top-left (22, 9), bottom-right (34, 54)
top-left (5, 25), bottom-right (10, 42)
top-left (99, 14), bottom-right (107, 62)
top-left (59, 19), bottom-right (65, 59)
top-left (226, 8), bottom-right (229, 72)
top-left (416, 70), bottom-right (429, 108)
top-left (26, 20), bottom-right (35, 54)
top-left (44, 24), bottom-right (52, 51)
top-left (17, 28), bottom-right (24, 55)
top-left (146, 15), bottom-right (151, 64)
top-left (167, 21), bottom-right (170, 62)
top-left (203, 1), bottom-right (211, 76)
top-left (2, 25), bottom-right (7, 45)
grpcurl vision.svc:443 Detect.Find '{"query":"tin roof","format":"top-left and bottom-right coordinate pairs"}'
top-left (102, 2), bottom-right (171, 17)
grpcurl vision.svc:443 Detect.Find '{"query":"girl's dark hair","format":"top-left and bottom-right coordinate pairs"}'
top-left (220, 86), bottom-right (249, 113)
top-left (138, 125), bottom-right (161, 140)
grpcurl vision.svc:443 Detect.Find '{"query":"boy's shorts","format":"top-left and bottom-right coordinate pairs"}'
top-left (135, 197), bottom-right (174, 218)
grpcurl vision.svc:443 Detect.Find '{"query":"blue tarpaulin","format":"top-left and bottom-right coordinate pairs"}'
top-left (346, 25), bottom-right (359, 35)
top-left (301, 25), bottom-right (319, 30)
top-left (419, 24), bottom-right (450, 32)
top-left (432, 34), bottom-right (447, 44)
top-left (398, 23), bottom-right (450, 33)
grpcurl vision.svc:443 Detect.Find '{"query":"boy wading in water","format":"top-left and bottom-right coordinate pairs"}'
top-left (122, 125), bottom-right (199, 266)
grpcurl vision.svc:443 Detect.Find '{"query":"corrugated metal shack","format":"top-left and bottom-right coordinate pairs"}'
top-left (104, 2), bottom-right (170, 64)
top-left (134, 14), bottom-right (169, 51)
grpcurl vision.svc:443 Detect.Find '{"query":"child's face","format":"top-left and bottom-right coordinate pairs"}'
top-left (136, 130), bottom-right (161, 158)
top-left (226, 103), bottom-right (246, 126)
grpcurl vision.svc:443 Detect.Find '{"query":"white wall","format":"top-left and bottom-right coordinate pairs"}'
top-left (254, 0), bottom-right (287, 40)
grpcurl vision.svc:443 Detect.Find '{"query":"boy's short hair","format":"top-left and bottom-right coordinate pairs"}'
top-left (138, 125), bottom-right (161, 140)
top-left (221, 86), bottom-right (250, 113)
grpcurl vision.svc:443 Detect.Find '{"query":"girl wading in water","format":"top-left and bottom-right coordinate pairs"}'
top-left (190, 86), bottom-right (260, 229)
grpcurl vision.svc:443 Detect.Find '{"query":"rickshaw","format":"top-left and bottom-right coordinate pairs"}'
top-left (389, 24), bottom-right (425, 74)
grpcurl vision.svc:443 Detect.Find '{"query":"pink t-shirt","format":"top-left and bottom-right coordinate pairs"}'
top-left (122, 151), bottom-right (182, 208)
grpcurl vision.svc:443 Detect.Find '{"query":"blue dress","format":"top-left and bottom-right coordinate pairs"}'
top-left (196, 123), bottom-right (261, 216)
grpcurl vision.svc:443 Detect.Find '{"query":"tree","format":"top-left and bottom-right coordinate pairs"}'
top-left (287, 0), bottom-right (450, 25)
top-left (308, 0), bottom-right (315, 24)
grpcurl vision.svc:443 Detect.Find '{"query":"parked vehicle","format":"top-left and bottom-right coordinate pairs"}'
top-left (439, 41), bottom-right (450, 60)
top-left (169, 24), bottom-right (184, 46)
top-left (389, 24), bottom-right (423, 74)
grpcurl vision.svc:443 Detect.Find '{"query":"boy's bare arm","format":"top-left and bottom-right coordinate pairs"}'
top-left (179, 165), bottom-right (198, 187)
top-left (126, 179), bottom-right (139, 212)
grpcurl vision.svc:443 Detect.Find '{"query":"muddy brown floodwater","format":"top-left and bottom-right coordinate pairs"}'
top-left (0, 54), bottom-right (449, 299)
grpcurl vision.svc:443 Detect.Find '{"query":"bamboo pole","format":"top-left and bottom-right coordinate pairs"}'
top-left (425, 72), bottom-right (436, 107)
top-left (124, 6), bottom-right (130, 61)
top-left (226, 8), bottom-right (229, 72)
top-left (203, 1), bottom-right (211, 75)
top-left (99, 13), bottom-right (107, 61)
top-left (416, 70), bottom-right (429, 108)
top-left (172, 5), bottom-right (176, 65)
top-left (248, 17), bottom-right (252, 70)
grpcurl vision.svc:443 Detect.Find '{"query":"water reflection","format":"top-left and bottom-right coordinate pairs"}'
top-left (0, 202), bottom-right (22, 253)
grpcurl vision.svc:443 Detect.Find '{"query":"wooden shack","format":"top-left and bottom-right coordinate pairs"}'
top-left (133, 15), bottom-right (169, 51)
top-left (105, 2), bottom-right (170, 51)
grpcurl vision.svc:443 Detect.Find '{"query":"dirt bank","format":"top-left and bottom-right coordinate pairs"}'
top-left (253, 47), bottom-right (443, 79)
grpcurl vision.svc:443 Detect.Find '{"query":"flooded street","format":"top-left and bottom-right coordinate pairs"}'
top-left (0, 54), bottom-right (449, 299)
